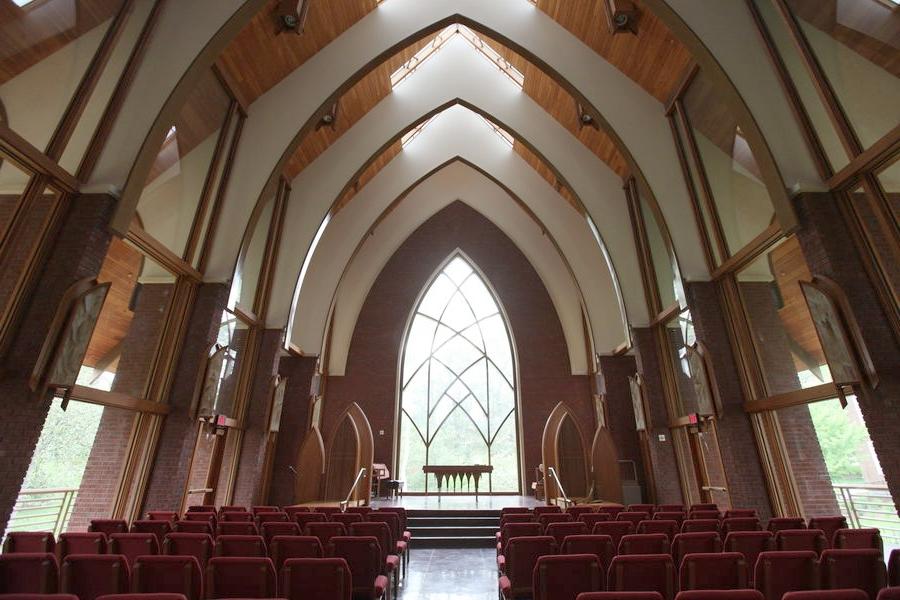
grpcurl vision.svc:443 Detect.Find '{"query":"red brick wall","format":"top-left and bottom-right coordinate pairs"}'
top-left (267, 355), bottom-right (317, 506)
top-left (597, 355), bottom-right (647, 498)
top-left (0, 194), bottom-right (115, 536)
top-left (321, 202), bottom-right (594, 493)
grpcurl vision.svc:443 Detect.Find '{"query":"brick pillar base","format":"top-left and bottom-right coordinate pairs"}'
top-left (267, 355), bottom-right (317, 507)
top-left (686, 282), bottom-right (773, 517)
top-left (632, 328), bottom-right (683, 504)
top-left (141, 283), bottom-right (228, 513)
top-left (0, 194), bottom-right (115, 535)
top-left (795, 192), bottom-right (900, 510)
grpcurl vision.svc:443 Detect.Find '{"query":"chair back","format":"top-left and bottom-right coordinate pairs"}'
top-left (108, 533), bottom-right (159, 566)
top-left (753, 551), bottom-right (819, 600)
top-left (679, 552), bottom-right (748, 591)
top-left (61, 554), bottom-right (130, 600)
top-left (330, 536), bottom-right (385, 598)
top-left (2, 532), bottom-right (55, 554)
top-left (270, 536), bottom-right (324, 571)
top-left (281, 557), bottom-right (352, 600)
top-left (607, 554), bottom-right (676, 600)
top-left (532, 554), bottom-right (604, 600)
top-left (132, 555), bottom-right (202, 600)
top-left (560, 534), bottom-right (615, 570)
top-left (161, 533), bottom-right (214, 569)
top-left (618, 533), bottom-right (670, 556)
top-left (672, 532), bottom-right (722, 568)
top-left (502, 536), bottom-right (556, 599)
top-left (59, 533), bottom-right (107, 558)
top-left (0, 552), bottom-right (59, 594)
top-left (820, 548), bottom-right (887, 600)
top-left (205, 556), bottom-right (276, 599)
top-left (214, 534), bottom-right (267, 557)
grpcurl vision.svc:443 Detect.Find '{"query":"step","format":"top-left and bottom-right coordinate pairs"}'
top-left (410, 535), bottom-right (497, 549)
top-left (409, 525), bottom-right (498, 538)
top-left (408, 516), bottom-right (498, 527)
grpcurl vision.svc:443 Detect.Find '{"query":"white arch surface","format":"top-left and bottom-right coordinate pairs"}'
top-left (318, 161), bottom-right (593, 376)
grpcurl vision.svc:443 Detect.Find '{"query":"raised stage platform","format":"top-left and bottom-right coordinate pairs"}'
top-left (370, 494), bottom-right (542, 511)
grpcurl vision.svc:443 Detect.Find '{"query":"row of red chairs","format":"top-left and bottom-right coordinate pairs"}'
top-left (498, 543), bottom-right (893, 600)
top-left (0, 535), bottom-right (400, 600)
top-left (577, 589), bottom-right (900, 600)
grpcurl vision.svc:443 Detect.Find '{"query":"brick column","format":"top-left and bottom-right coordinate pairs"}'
top-left (794, 192), bottom-right (900, 510)
top-left (597, 355), bottom-right (648, 500)
top-left (631, 327), bottom-right (683, 504)
top-left (267, 355), bottom-right (317, 507)
top-left (232, 329), bottom-right (284, 507)
top-left (0, 194), bottom-right (115, 535)
top-left (141, 283), bottom-right (228, 513)
top-left (685, 282), bottom-right (772, 517)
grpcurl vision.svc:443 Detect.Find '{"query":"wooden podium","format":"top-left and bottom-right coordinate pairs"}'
top-left (423, 465), bottom-right (493, 501)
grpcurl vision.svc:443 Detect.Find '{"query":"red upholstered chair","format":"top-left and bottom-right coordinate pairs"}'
top-left (676, 592), bottom-right (764, 600)
top-left (205, 556), bottom-right (276, 599)
top-left (205, 556), bottom-right (276, 598)
top-left (680, 520), bottom-right (720, 534)
top-left (213, 535), bottom-right (266, 557)
top-left (346, 507), bottom-right (374, 517)
top-left (833, 529), bottom-right (883, 554)
top-left (561, 535), bottom-right (616, 571)
top-left (0, 553), bottom-right (59, 593)
top-left (99, 595), bottom-right (187, 600)
top-left (775, 529), bottom-right (828, 555)
top-left (637, 520), bottom-right (678, 541)
top-left (131, 521), bottom-right (172, 547)
top-left (534, 506), bottom-right (563, 517)
top-left (597, 507), bottom-right (625, 519)
top-left (807, 517), bottom-right (848, 548)
top-left (172, 521), bottom-right (212, 536)
top-left (331, 513), bottom-right (363, 528)
top-left (0, 594), bottom-right (78, 600)
top-left (725, 509), bottom-right (759, 519)
top-left (754, 551), bottom-right (819, 600)
top-left (653, 513), bottom-right (686, 528)
top-left (281, 557), bottom-right (352, 600)
top-left (284, 506), bottom-right (311, 521)
top-left (533, 554), bottom-right (605, 600)
top-left (58, 533), bottom-right (107, 558)
top-left (582, 514), bottom-right (612, 529)
top-left (182, 512), bottom-right (215, 525)
top-left (539, 513), bottom-right (573, 531)
top-left (820, 549), bottom-right (887, 600)
top-left (368, 512), bottom-right (407, 575)
top-left (269, 536), bottom-right (324, 572)
top-left (108, 534), bottom-right (159, 567)
top-left (688, 510), bottom-right (721, 521)
top-left (372, 508), bottom-right (410, 545)
top-left (722, 517), bottom-right (762, 535)
top-left (501, 514), bottom-right (535, 528)
top-left (498, 523), bottom-right (543, 559)
top-left (348, 524), bottom-right (399, 595)
top-left (879, 590), bottom-right (900, 600)
top-left (768, 517), bottom-right (806, 533)
top-left (218, 512), bottom-right (252, 523)
top-left (724, 531), bottom-right (773, 583)
top-left (90, 520), bottom-right (129, 537)
top-left (60, 555), bottom-right (129, 600)
top-left (161, 533), bottom-right (214, 569)
top-left (250, 506), bottom-right (280, 515)
top-left (498, 536), bottom-right (556, 600)
top-left (330, 537), bottom-right (389, 600)
top-left (890, 549), bottom-right (900, 587)
top-left (501, 507), bottom-right (532, 516)
top-left (657, 505), bottom-right (685, 513)
top-left (2, 532), bottom-right (55, 554)
top-left (783, 592), bottom-right (869, 600)
top-left (312, 507), bottom-right (342, 520)
top-left (616, 513), bottom-right (650, 529)
top-left (607, 554), bottom-right (676, 600)
top-left (132, 555), bottom-right (203, 600)
top-left (295, 512), bottom-right (328, 529)
top-left (678, 552), bottom-right (748, 590)
top-left (628, 505), bottom-right (655, 515)
top-left (592, 521), bottom-right (635, 550)
top-left (546, 522), bottom-right (589, 548)
top-left (306, 522), bottom-right (348, 554)
top-left (186, 506), bottom-right (215, 513)
top-left (260, 521), bottom-right (301, 546)
top-left (216, 521), bottom-right (258, 536)
top-left (219, 505), bottom-right (246, 513)
top-left (256, 512), bottom-right (289, 525)
top-left (618, 534), bottom-right (670, 556)
top-left (147, 512), bottom-right (179, 522)
top-left (577, 593), bottom-right (663, 600)
top-left (689, 504), bottom-right (718, 512)
top-left (671, 532), bottom-right (722, 568)
top-left (568, 506), bottom-right (598, 520)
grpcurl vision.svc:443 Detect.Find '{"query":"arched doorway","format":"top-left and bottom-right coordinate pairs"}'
top-left (396, 253), bottom-right (521, 494)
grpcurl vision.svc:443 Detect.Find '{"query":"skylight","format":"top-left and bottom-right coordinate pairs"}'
top-left (401, 116), bottom-right (435, 148)
top-left (391, 25), bottom-right (525, 89)
top-left (13, 0), bottom-right (36, 5)
top-left (478, 115), bottom-right (515, 147)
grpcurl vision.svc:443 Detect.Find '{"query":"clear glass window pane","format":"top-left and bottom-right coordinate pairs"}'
top-left (0, 153), bottom-right (32, 248)
top-left (663, 309), bottom-right (701, 416)
top-left (78, 240), bottom-right (175, 396)
top-left (136, 69), bottom-right (231, 258)
top-left (682, 70), bottom-right (775, 255)
top-left (737, 236), bottom-right (832, 396)
top-left (638, 190), bottom-right (678, 310)
top-left (230, 191), bottom-right (275, 313)
top-left (398, 255), bottom-right (519, 493)
top-left (0, 0), bottom-right (127, 153)
top-left (784, 0), bottom-right (900, 151)
top-left (8, 398), bottom-right (135, 534)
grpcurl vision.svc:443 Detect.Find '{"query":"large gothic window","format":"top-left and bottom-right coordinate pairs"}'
top-left (398, 254), bottom-right (520, 493)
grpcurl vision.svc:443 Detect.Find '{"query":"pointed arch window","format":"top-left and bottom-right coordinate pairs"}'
top-left (398, 254), bottom-right (520, 493)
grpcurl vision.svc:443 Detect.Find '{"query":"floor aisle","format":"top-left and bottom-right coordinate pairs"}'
top-left (400, 548), bottom-right (497, 599)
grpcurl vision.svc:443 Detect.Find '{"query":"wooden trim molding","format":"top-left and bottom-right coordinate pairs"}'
top-left (126, 223), bottom-right (203, 281)
top-left (742, 382), bottom-right (839, 413)
top-left (0, 124), bottom-right (79, 192)
top-left (70, 384), bottom-right (171, 415)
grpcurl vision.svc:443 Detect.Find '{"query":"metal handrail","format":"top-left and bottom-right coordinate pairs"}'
top-left (7, 488), bottom-right (78, 537)
top-left (546, 466), bottom-right (572, 508)
top-left (339, 467), bottom-right (367, 511)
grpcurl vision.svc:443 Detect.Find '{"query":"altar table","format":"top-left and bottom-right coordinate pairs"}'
top-left (422, 465), bottom-right (493, 501)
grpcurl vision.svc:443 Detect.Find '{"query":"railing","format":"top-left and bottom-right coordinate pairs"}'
top-left (339, 467), bottom-right (367, 512)
top-left (833, 482), bottom-right (900, 545)
top-left (7, 488), bottom-right (78, 536)
top-left (546, 466), bottom-right (572, 508)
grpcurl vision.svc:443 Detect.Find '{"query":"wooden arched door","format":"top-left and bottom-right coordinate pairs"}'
top-left (542, 402), bottom-right (590, 503)
top-left (324, 403), bottom-right (374, 504)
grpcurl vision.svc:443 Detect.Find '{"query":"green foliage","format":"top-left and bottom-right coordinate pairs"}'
top-left (22, 399), bottom-right (103, 490)
top-left (808, 400), bottom-right (867, 484)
